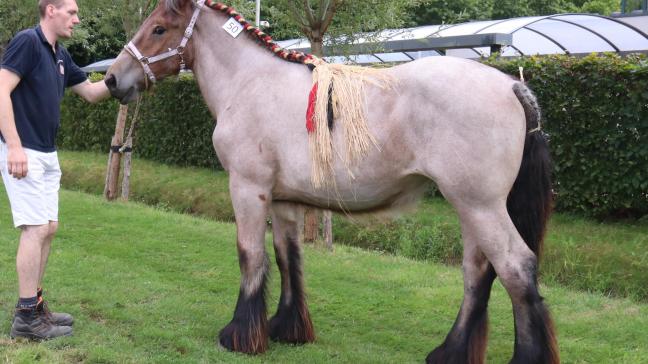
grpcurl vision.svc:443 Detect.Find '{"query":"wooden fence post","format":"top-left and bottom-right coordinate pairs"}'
top-left (104, 104), bottom-right (128, 200)
top-left (121, 136), bottom-right (133, 200)
top-left (323, 210), bottom-right (333, 251)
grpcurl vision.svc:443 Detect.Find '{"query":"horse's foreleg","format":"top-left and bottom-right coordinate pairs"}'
top-left (218, 178), bottom-right (271, 354)
top-left (268, 202), bottom-right (316, 344)
top-left (457, 206), bottom-right (559, 364)
top-left (427, 241), bottom-right (496, 364)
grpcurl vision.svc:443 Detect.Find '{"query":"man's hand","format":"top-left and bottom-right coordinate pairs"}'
top-left (7, 145), bottom-right (27, 179)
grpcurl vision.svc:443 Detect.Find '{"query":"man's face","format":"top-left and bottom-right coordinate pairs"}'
top-left (49, 0), bottom-right (80, 39)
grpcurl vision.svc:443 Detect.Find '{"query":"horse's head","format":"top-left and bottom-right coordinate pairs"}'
top-left (105, 0), bottom-right (201, 104)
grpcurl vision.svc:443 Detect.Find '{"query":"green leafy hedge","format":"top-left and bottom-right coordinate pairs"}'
top-left (60, 54), bottom-right (648, 217)
top-left (59, 73), bottom-right (220, 169)
top-left (486, 54), bottom-right (647, 217)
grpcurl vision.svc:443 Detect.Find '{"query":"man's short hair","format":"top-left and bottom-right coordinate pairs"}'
top-left (38, 0), bottom-right (66, 18)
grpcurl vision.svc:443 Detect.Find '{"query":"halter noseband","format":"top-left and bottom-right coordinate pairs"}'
top-left (125, 0), bottom-right (206, 84)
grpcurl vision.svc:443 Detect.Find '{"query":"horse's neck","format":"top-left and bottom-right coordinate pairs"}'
top-left (192, 10), bottom-right (299, 116)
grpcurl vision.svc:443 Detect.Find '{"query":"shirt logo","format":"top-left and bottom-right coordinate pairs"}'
top-left (57, 60), bottom-right (64, 75)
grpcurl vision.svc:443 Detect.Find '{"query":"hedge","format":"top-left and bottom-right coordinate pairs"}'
top-left (59, 54), bottom-right (648, 217)
top-left (486, 54), bottom-right (647, 217)
top-left (60, 73), bottom-right (220, 169)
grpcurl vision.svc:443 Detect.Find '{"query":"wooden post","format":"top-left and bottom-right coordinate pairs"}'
top-left (104, 104), bottom-right (128, 200)
top-left (304, 208), bottom-right (319, 243)
top-left (322, 210), bottom-right (333, 251)
top-left (121, 136), bottom-right (133, 200)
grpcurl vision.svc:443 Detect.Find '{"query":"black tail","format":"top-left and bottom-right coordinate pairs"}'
top-left (508, 83), bottom-right (553, 260)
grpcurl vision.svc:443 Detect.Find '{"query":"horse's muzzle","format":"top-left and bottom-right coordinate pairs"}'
top-left (105, 74), bottom-right (138, 105)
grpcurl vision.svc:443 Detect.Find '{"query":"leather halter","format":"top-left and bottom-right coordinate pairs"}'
top-left (124, 0), bottom-right (205, 84)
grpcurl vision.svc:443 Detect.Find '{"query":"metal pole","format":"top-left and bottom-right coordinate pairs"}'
top-left (256, 0), bottom-right (261, 27)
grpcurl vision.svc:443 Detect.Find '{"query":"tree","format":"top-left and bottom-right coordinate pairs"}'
top-left (0, 0), bottom-right (38, 57)
top-left (408, 0), bottom-right (494, 26)
top-left (266, 0), bottom-right (422, 57)
top-left (579, 0), bottom-right (620, 15)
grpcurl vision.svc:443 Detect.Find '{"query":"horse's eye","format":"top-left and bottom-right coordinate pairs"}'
top-left (153, 26), bottom-right (166, 35)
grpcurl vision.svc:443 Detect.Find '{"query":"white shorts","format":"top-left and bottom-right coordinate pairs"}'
top-left (0, 143), bottom-right (61, 228)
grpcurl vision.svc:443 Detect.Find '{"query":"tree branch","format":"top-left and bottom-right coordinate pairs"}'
top-left (320, 0), bottom-right (337, 35)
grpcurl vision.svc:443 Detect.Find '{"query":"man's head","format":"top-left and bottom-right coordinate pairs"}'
top-left (39, 0), bottom-right (80, 39)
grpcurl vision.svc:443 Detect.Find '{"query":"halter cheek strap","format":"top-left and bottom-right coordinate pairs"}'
top-left (125, 0), bottom-right (206, 84)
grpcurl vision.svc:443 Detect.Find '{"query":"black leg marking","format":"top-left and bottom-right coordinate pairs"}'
top-left (509, 283), bottom-right (559, 364)
top-left (427, 266), bottom-right (496, 364)
top-left (219, 250), bottom-right (270, 354)
top-left (270, 235), bottom-right (315, 344)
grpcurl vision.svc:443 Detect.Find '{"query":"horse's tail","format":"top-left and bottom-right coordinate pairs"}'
top-left (508, 83), bottom-right (553, 260)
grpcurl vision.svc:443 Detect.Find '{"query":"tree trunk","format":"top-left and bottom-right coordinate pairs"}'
top-left (104, 104), bottom-right (128, 200)
top-left (310, 37), bottom-right (324, 58)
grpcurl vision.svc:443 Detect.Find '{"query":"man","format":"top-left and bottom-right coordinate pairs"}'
top-left (0, 0), bottom-right (110, 340)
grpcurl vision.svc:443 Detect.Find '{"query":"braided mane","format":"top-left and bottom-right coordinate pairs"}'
top-left (163, 0), bottom-right (322, 66)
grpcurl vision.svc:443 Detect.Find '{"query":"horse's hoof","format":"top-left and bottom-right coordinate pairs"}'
top-left (218, 320), bottom-right (268, 354)
top-left (269, 312), bottom-right (316, 344)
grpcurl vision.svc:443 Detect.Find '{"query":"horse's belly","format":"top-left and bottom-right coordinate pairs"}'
top-left (272, 174), bottom-right (429, 213)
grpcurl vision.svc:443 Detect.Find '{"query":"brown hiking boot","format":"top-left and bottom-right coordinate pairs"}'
top-left (37, 298), bottom-right (74, 327)
top-left (10, 308), bottom-right (72, 341)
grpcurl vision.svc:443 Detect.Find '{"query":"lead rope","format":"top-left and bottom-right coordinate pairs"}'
top-left (121, 94), bottom-right (143, 154)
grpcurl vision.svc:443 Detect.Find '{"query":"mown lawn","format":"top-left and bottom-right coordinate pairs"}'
top-left (0, 186), bottom-right (647, 363)
top-left (58, 150), bottom-right (648, 303)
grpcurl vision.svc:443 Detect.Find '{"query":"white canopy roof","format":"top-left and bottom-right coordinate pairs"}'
top-left (277, 13), bottom-right (648, 63)
top-left (82, 13), bottom-right (648, 71)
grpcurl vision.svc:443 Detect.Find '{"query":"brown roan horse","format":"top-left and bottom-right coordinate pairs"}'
top-left (105, 1), bottom-right (559, 363)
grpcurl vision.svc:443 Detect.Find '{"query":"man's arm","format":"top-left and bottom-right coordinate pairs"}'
top-left (0, 69), bottom-right (28, 178)
top-left (71, 79), bottom-right (110, 104)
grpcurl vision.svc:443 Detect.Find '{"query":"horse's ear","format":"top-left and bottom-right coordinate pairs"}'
top-left (163, 0), bottom-right (193, 13)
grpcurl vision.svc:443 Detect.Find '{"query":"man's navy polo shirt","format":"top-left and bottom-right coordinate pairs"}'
top-left (1, 25), bottom-right (87, 152)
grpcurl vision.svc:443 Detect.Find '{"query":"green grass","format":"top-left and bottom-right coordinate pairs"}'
top-left (59, 150), bottom-right (233, 221)
top-left (0, 187), bottom-right (647, 363)
top-left (57, 150), bottom-right (648, 302)
top-left (333, 203), bottom-right (648, 302)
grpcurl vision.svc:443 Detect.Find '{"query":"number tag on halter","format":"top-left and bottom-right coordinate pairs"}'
top-left (222, 18), bottom-right (243, 38)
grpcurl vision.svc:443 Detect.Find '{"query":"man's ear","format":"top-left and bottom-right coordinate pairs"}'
top-left (45, 4), bottom-right (56, 18)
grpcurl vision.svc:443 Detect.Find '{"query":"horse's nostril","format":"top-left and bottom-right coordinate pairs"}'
top-left (105, 74), bottom-right (117, 90)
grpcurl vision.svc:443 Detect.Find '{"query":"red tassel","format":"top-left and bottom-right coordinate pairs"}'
top-left (306, 83), bottom-right (318, 133)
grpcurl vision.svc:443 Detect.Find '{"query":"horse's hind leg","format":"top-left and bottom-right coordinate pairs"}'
top-left (426, 240), bottom-right (496, 364)
top-left (218, 176), bottom-right (271, 354)
top-left (446, 204), bottom-right (558, 364)
top-left (268, 202), bottom-right (316, 344)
